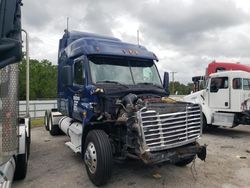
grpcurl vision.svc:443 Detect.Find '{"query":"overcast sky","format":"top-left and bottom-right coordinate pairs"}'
top-left (22, 0), bottom-right (250, 84)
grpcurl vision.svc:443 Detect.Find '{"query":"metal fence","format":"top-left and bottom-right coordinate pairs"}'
top-left (19, 100), bottom-right (57, 119)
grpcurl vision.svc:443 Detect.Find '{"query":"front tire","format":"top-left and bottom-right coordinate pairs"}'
top-left (202, 114), bottom-right (208, 132)
top-left (84, 130), bottom-right (113, 186)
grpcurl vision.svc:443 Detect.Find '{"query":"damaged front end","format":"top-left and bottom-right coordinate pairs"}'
top-left (118, 94), bottom-right (207, 165)
top-left (140, 142), bottom-right (206, 165)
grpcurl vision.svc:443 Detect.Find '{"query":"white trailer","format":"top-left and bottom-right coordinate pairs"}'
top-left (184, 70), bottom-right (250, 130)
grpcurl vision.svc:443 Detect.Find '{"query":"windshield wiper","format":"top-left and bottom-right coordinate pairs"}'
top-left (137, 82), bottom-right (163, 89)
top-left (96, 80), bottom-right (129, 88)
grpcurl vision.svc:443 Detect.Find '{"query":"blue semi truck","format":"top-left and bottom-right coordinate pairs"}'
top-left (45, 30), bottom-right (206, 186)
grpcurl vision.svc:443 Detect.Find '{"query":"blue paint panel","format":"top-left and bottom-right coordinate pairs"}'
top-left (59, 31), bottom-right (158, 62)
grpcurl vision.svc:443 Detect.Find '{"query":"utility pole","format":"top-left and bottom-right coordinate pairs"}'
top-left (170, 71), bottom-right (177, 94)
top-left (67, 17), bottom-right (69, 31)
top-left (137, 30), bottom-right (140, 46)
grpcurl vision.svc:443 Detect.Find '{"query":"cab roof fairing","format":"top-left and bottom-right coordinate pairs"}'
top-left (63, 30), bottom-right (121, 44)
top-left (59, 31), bottom-right (158, 61)
top-left (64, 37), bottom-right (158, 61)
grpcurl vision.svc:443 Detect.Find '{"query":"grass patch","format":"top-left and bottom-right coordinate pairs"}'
top-left (31, 118), bottom-right (44, 128)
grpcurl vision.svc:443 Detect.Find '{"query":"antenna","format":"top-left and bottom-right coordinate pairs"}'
top-left (67, 17), bottom-right (69, 31)
top-left (137, 29), bottom-right (140, 46)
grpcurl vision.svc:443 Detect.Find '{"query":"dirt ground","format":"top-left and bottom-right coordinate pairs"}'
top-left (13, 126), bottom-right (250, 188)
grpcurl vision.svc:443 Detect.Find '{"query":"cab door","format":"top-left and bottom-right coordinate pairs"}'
top-left (209, 76), bottom-right (230, 109)
top-left (241, 78), bottom-right (250, 111)
top-left (72, 57), bottom-right (86, 121)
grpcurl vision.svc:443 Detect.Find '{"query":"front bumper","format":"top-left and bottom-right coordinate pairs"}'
top-left (139, 142), bottom-right (206, 165)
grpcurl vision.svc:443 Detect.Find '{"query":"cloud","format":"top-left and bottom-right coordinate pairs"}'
top-left (81, 2), bottom-right (114, 35)
top-left (21, 0), bottom-right (250, 84)
top-left (137, 0), bottom-right (248, 45)
top-left (22, 1), bottom-right (52, 30)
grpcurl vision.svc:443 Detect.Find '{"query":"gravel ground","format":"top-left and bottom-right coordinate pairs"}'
top-left (13, 126), bottom-right (250, 188)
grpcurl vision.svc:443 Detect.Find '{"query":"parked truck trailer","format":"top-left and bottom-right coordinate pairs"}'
top-left (0, 0), bottom-right (30, 187)
top-left (45, 30), bottom-right (206, 186)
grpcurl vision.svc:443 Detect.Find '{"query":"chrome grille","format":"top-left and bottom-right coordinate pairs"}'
top-left (138, 104), bottom-right (201, 151)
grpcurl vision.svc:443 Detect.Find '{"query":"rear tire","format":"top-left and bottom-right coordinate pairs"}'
top-left (27, 118), bottom-right (31, 159)
top-left (14, 134), bottom-right (28, 180)
top-left (84, 130), bottom-right (113, 186)
top-left (175, 157), bottom-right (195, 166)
top-left (49, 112), bottom-right (61, 136)
top-left (44, 110), bottom-right (50, 131)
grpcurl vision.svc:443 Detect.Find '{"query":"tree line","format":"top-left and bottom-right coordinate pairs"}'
top-left (19, 59), bottom-right (57, 100)
top-left (169, 82), bottom-right (194, 95)
top-left (18, 59), bottom-right (193, 100)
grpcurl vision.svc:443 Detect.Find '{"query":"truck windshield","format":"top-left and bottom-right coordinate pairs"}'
top-left (243, 78), bottom-right (250, 90)
top-left (89, 57), bottom-right (162, 86)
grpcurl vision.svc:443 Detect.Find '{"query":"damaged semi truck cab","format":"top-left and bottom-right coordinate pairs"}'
top-left (45, 31), bottom-right (206, 186)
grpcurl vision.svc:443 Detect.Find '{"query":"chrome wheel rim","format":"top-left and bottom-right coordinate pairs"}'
top-left (84, 142), bottom-right (97, 174)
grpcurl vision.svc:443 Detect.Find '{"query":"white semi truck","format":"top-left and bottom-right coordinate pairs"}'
top-left (184, 70), bottom-right (250, 130)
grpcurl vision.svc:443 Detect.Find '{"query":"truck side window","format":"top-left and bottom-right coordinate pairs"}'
top-left (210, 77), bottom-right (228, 92)
top-left (74, 60), bottom-right (85, 85)
top-left (243, 79), bottom-right (250, 90)
top-left (232, 78), bottom-right (242, 89)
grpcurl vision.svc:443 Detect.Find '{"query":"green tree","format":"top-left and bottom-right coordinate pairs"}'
top-left (169, 81), bottom-right (194, 95)
top-left (19, 59), bottom-right (57, 100)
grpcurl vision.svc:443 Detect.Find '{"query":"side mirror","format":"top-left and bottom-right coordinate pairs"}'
top-left (163, 72), bottom-right (170, 96)
top-left (62, 66), bottom-right (73, 86)
top-left (0, 40), bottom-right (22, 68)
top-left (0, 1), bottom-right (22, 68)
